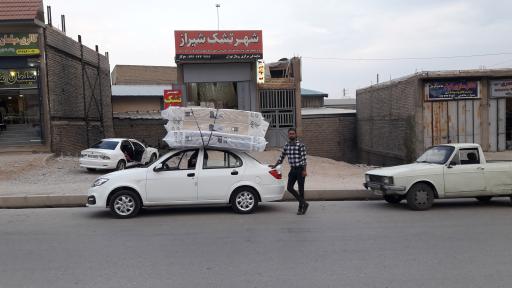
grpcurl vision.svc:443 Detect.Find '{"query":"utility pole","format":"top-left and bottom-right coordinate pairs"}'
top-left (216, 4), bottom-right (220, 31)
top-left (343, 88), bottom-right (346, 98)
top-left (376, 73), bottom-right (379, 84)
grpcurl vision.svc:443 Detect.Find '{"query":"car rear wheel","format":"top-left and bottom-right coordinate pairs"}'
top-left (476, 196), bottom-right (492, 202)
top-left (109, 190), bottom-right (141, 218)
top-left (406, 183), bottom-right (434, 211)
top-left (384, 194), bottom-right (403, 204)
top-left (116, 160), bottom-right (126, 171)
top-left (231, 188), bottom-right (258, 214)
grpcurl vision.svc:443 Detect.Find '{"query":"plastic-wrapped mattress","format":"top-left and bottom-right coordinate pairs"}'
top-left (161, 107), bottom-right (269, 152)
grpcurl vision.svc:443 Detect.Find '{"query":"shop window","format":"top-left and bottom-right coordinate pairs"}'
top-left (187, 82), bottom-right (237, 109)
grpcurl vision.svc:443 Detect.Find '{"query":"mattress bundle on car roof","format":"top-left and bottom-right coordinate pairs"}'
top-left (161, 107), bottom-right (270, 152)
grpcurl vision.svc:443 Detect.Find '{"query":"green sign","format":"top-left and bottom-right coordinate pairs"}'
top-left (0, 33), bottom-right (40, 57)
top-left (0, 69), bottom-right (38, 89)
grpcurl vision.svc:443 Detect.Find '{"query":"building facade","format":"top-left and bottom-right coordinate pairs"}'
top-left (0, 1), bottom-right (113, 154)
top-left (357, 69), bottom-right (512, 166)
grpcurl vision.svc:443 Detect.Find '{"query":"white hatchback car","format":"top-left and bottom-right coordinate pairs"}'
top-left (87, 148), bottom-right (285, 218)
top-left (80, 138), bottom-right (159, 171)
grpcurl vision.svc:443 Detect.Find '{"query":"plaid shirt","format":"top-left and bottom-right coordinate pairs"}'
top-left (276, 140), bottom-right (307, 168)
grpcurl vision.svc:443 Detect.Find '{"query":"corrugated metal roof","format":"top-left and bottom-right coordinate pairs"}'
top-left (111, 85), bottom-right (174, 97)
top-left (0, 0), bottom-right (43, 21)
top-left (301, 88), bottom-right (328, 97)
top-left (301, 107), bottom-right (356, 116)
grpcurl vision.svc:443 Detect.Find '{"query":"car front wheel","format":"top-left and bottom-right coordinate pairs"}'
top-left (231, 188), bottom-right (258, 214)
top-left (109, 190), bottom-right (141, 218)
top-left (406, 183), bottom-right (434, 211)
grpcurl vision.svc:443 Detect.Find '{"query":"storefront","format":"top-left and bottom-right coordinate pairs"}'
top-left (0, 32), bottom-right (44, 146)
top-left (174, 30), bottom-right (262, 111)
top-left (0, 0), bottom-right (114, 154)
top-left (357, 69), bottom-right (512, 166)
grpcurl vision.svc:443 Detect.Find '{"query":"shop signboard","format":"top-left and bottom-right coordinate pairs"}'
top-left (0, 69), bottom-right (38, 89)
top-left (164, 89), bottom-right (182, 109)
top-left (256, 60), bottom-right (265, 84)
top-left (174, 30), bottom-right (263, 63)
top-left (490, 79), bottom-right (512, 98)
top-left (0, 33), bottom-right (40, 57)
top-left (426, 80), bottom-right (479, 100)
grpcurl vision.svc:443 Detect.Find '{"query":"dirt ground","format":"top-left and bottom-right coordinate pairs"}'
top-left (0, 150), bottom-right (372, 197)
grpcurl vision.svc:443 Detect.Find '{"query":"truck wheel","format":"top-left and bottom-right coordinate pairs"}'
top-left (406, 183), bottom-right (434, 211)
top-left (476, 196), bottom-right (492, 202)
top-left (384, 195), bottom-right (403, 204)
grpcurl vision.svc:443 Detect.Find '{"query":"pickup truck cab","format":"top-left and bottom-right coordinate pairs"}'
top-left (364, 143), bottom-right (512, 210)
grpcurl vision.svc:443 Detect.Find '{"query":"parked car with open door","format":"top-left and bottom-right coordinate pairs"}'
top-left (80, 138), bottom-right (158, 171)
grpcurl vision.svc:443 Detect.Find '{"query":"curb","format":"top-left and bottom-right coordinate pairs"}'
top-left (0, 190), bottom-right (379, 209)
top-left (0, 195), bottom-right (87, 209)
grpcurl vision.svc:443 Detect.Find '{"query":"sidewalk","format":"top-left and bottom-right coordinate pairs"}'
top-left (0, 151), bottom-right (378, 208)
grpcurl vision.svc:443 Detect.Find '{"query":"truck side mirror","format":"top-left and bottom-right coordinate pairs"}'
top-left (448, 161), bottom-right (457, 168)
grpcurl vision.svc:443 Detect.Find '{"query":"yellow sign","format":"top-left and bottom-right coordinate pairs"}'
top-left (16, 48), bottom-right (40, 56)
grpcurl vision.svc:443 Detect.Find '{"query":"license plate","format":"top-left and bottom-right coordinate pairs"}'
top-left (368, 183), bottom-right (381, 189)
top-left (88, 155), bottom-right (98, 159)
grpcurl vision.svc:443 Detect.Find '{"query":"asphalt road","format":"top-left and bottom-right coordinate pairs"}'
top-left (1, 200), bottom-right (512, 288)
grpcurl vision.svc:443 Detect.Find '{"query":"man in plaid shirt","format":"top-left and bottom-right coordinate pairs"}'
top-left (271, 128), bottom-right (309, 215)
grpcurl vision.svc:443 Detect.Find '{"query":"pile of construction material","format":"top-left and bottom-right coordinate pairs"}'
top-left (161, 107), bottom-right (269, 152)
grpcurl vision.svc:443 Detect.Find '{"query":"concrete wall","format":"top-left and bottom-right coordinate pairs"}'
top-left (357, 76), bottom-right (420, 166)
top-left (45, 27), bottom-right (114, 155)
top-left (112, 97), bottom-right (161, 113)
top-left (302, 114), bottom-right (357, 163)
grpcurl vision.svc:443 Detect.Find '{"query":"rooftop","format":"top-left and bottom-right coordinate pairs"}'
top-left (301, 107), bottom-right (356, 116)
top-left (0, 0), bottom-right (43, 22)
top-left (111, 85), bottom-right (174, 97)
top-left (301, 88), bottom-right (328, 98)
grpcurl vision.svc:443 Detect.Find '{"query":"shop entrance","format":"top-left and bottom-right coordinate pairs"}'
top-left (0, 88), bottom-right (42, 146)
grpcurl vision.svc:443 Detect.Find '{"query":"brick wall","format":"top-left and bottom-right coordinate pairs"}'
top-left (356, 76), bottom-right (420, 166)
top-left (112, 65), bottom-right (177, 85)
top-left (113, 118), bottom-right (168, 151)
top-left (301, 114), bottom-right (357, 163)
top-left (45, 27), bottom-right (114, 155)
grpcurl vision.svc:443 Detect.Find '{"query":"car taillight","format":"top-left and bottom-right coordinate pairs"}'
top-left (269, 169), bottom-right (282, 180)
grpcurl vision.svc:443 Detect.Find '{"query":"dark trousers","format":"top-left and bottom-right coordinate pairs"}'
top-left (287, 166), bottom-right (306, 206)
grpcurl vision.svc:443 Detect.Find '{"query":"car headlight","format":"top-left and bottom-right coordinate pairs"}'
top-left (100, 155), bottom-right (110, 160)
top-left (382, 177), bottom-right (394, 185)
top-left (92, 178), bottom-right (109, 187)
top-left (80, 154), bottom-right (86, 158)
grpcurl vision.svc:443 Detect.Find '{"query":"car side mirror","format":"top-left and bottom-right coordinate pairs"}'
top-left (153, 163), bottom-right (164, 172)
top-left (447, 161), bottom-right (457, 168)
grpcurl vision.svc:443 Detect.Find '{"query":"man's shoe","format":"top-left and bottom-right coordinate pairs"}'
top-left (297, 205), bottom-right (303, 215)
top-left (302, 202), bottom-right (309, 215)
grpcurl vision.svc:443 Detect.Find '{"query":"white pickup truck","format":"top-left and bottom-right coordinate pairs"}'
top-left (364, 143), bottom-right (512, 210)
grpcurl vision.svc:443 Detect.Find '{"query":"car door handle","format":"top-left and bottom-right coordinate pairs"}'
top-left (231, 170), bottom-right (239, 175)
top-left (477, 167), bottom-right (485, 171)
top-left (187, 173), bottom-right (195, 177)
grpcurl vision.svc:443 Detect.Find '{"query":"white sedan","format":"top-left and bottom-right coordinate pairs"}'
top-left (87, 148), bottom-right (285, 218)
top-left (80, 138), bottom-right (159, 171)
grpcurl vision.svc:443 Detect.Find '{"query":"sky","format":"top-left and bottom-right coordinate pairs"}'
top-left (44, 0), bottom-right (512, 98)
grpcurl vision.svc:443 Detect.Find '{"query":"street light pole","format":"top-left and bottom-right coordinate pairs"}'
top-left (216, 4), bottom-right (220, 30)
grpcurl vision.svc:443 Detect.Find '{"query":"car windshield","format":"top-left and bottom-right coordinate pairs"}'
top-left (91, 140), bottom-right (119, 150)
top-left (416, 146), bottom-right (454, 164)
